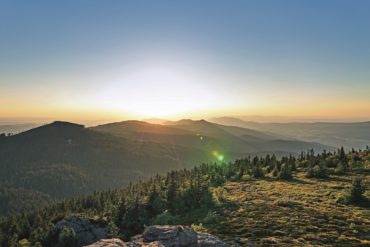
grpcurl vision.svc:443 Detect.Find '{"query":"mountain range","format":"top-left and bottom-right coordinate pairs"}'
top-left (0, 118), bottom-right (348, 216)
top-left (210, 117), bottom-right (370, 150)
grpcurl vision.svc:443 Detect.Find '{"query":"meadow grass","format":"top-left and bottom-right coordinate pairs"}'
top-left (195, 172), bottom-right (369, 246)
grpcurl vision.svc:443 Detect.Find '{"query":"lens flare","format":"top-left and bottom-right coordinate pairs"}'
top-left (217, 154), bottom-right (224, 161)
top-left (212, 150), bottom-right (224, 162)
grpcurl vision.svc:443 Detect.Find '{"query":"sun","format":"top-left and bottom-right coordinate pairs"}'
top-left (94, 65), bottom-right (223, 118)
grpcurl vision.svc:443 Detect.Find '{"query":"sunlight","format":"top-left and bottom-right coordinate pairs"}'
top-left (95, 65), bottom-right (223, 118)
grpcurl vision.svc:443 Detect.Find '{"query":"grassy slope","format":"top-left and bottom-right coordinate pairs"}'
top-left (198, 173), bottom-right (370, 246)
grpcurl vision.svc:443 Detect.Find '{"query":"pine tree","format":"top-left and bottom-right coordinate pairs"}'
top-left (146, 185), bottom-right (164, 218)
top-left (278, 164), bottom-right (292, 180)
top-left (345, 176), bottom-right (366, 204)
top-left (272, 165), bottom-right (279, 177)
top-left (306, 162), bottom-right (328, 179)
top-left (120, 197), bottom-right (146, 239)
top-left (335, 161), bottom-right (345, 175)
top-left (251, 164), bottom-right (264, 178)
top-left (113, 198), bottom-right (126, 227)
top-left (237, 161), bottom-right (245, 180)
top-left (166, 171), bottom-right (177, 214)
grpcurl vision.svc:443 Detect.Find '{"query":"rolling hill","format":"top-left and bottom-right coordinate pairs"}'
top-left (0, 119), bottom-right (331, 216)
top-left (210, 117), bottom-right (370, 149)
top-left (1, 148), bottom-right (369, 246)
top-left (94, 119), bottom-right (331, 155)
top-left (163, 119), bottom-right (331, 154)
top-left (0, 121), bottom-right (209, 216)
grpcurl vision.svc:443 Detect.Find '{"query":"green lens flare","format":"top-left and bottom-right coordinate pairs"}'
top-left (217, 155), bottom-right (224, 161)
top-left (212, 150), bottom-right (224, 162)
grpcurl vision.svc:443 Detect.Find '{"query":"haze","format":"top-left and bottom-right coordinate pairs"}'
top-left (1, 0), bottom-right (370, 123)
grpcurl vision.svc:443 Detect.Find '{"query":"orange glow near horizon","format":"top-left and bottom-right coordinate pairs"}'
top-left (1, 99), bottom-right (370, 124)
top-left (1, 63), bottom-right (370, 123)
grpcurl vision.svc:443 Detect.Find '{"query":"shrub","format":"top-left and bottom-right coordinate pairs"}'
top-left (58, 227), bottom-right (76, 247)
top-left (334, 162), bottom-right (345, 175)
top-left (18, 239), bottom-right (30, 247)
top-left (290, 162), bottom-right (297, 172)
top-left (210, 174), bottom-right (226, 187)
top-left (306, 165), bottom-right (328, 179)
top-left (344, 176), bottom-right (366, 204)
top-left (152, 211), bottom-right (178, 225)
top-left (202, 211), bottom-right (225, 224)
top-left (251, 166), bottom-right (264, 178)
top-left (272, 165), bottom-right (279, 177)
top-left (191, 223), bottom-right (206, 232)
top-left (278, 164), bottom-right (292, 180)
top-left (213, 187), bottom-right (227, 204)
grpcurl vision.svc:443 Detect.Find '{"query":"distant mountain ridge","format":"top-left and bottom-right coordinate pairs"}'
top-left (93, 119), bottom-right (332, 154)
top-left (209, 117), bottom-right (370, 149)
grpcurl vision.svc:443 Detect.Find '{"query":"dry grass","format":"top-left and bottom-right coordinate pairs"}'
top-left (199, 172), bottom-right (370, 246)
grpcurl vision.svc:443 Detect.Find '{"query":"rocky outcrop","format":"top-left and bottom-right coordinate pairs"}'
top-left (129, 225), bottom-right (198, 246)
top-left (84, 238), bottom-right (127, 247)
top-left (85, 225), bottom-right (230, 247)
top-left (55, 215), bottom-right (111, 246)
top-left (196, 233), bottom-right (229, 247)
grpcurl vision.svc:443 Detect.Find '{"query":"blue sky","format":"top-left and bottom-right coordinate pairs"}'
top-left (1, 0), bottom-right (369, 121)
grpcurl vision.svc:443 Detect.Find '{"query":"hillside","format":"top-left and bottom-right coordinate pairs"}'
top-left (166, 119), bottom-right (331, 153)
top-left (0, 121), bottom-right (209, 216)
top-left (93, 120), bottom-right (258, 155)
top-left (210, 117), bottom-right (370, 149)
top-left (0, 148), bottom-right (368, 246)
top-left (94, 119), bottom-right (331, 155)
top-left (0, 119), bottom-right (335, 216)
top-left (199, 172), bottom-right (370, 246)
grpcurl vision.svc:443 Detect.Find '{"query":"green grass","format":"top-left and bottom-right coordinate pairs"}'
top-left (194, 172), bottom-right (370, 246)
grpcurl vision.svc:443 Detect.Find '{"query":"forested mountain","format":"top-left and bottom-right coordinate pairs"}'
top-left (210, 117), bottom-right (370, 149)
top-left (0, 120), bottom-right (333, 216)
top-left (0, 148), bottom-right (368, 246)
top-left (94, 119), bottom-right (331, 154)
top-left (0, 121), bottom-right (209, 216)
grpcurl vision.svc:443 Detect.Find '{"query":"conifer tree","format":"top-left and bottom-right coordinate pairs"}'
top-left (278, 164), bottom-right (293, 180)
top-left (345, 176), bottom-right (366, 204)
top-left (166, 171), bottom-right (177, 214)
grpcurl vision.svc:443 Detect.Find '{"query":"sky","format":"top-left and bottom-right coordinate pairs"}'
top-left (1, 0), bottom-right (370, 123)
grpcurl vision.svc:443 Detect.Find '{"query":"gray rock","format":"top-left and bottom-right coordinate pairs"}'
top-left (178, 227), bottom-right (197, 246)
top-left (85, 238), bottom-right (127, 247)
top-left (234, 237), bottom-right (256, 247)
top-left (139, 225), bottom-right (197, 247)
top-left (85, 225), bottom-right (230, 247)
top-left (56, 215), bottom-right (111, 246)
top-left (143, 225), bottom-right (181, 243)
top-left (197, 233), bottom-right (229, 247)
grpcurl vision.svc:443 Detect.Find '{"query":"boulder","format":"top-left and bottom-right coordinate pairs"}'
top-left (55, 215), bottom-right (111, 246)
top-left (85, 225), bottom-right (230, 247)
top-left (139, 225), bottom-right (197, 247)
top-left (85, 238), bottom-right (127, 247)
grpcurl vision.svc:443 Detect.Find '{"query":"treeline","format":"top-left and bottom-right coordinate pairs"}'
top-left (0, 148), bottom-right (368, 247)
